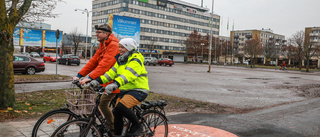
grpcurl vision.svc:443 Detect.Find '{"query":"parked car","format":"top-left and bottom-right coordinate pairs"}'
top-left (13, 55), bottom-right (45, 75)
top-left (243, 60), bottom-right (249, 65)
top-left (158, 58), bottom-right (174, 66)
top-left (270, 61), bottom-right (276, 65)
top-left (144, 57), bottom-right (158, 66)
top-left (39, 52), bottom-right (45, 57)
top-left (21, 52), bottom-right (30, 56)
top-left (234, 61), bottom-right (240, 64)
top-left (30, 52), bottom-right (40, 57)
top-left (43, 53), bottom-right (60, 62)
top-left (58, 54), bottom-right (80, 65)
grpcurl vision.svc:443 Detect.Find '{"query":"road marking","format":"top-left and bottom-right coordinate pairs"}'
top-left (153, 124), bottom-right (238, 137)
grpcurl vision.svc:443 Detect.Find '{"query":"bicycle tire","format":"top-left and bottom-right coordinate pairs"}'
top-left (51, 119), bottom-right (102, 137)
top-left (32, 108), bottom-right (80, 137)
top-left (141, 110), bottom-right (168, 137)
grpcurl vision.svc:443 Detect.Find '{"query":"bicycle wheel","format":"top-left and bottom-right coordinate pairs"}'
top-left (141, 110), bottom-right (168, 137)
top-left (51, 119), bottom-right (102, 137)
top-left (32, 108), bottom-right (80, 137)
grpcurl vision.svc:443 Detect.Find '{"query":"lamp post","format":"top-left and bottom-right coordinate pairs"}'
top-left (208, 0), bottom-right (214, 73)
top-left (75, 8), bottom-right (92, 61)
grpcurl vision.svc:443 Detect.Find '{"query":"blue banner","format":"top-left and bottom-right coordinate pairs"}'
top-left (112, 15), bottom-right (140, 44)
top-left (138, 49), bottom-right (158, 53)
top-left (13, 28), bottom-right (20, 46)
top-left (45, 31), bottom-right (63, 47)
top-left (22, 29), bottom-right (42, 46)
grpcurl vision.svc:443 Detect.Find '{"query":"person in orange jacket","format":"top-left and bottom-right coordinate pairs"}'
top-left (73, 24), bottom-right (119, 133)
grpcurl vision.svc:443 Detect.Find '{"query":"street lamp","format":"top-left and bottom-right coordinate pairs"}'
top-left (75, 8), bottom-right (92, 61)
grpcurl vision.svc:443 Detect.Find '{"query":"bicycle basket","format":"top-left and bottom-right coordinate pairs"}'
top-left (65, 89), bottom-right (96, 115)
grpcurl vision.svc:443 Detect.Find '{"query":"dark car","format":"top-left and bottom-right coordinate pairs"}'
top-left (13, 55), bottom-right (45, 75)
top-left (58, 54), bottom-right (80, 65)
top-left (39, 52), bottom-right (45, 57)
top-left (158, 58), bottom-right (174, 66)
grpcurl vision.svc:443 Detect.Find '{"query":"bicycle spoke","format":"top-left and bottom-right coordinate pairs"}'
top-left (142, 111), bottom-right (168, 137)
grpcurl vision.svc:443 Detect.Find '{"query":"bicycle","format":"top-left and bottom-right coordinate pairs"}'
top-left (51, 86), bottom-right (169, 137)
top-left (32, 80), bottom-right (90, 137)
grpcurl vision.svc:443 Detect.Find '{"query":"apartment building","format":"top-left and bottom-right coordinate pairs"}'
top-left (92, 0), bottom-right (220, 62)
top-left (230, 28), bottom-right (286, 64)
top-left (305, 27), bottom-right (320, 46)
top-left (305, 26), bottom-right (320, 68)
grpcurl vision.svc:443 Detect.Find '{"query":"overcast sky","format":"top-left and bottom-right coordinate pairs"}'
top-left (45, 0), bottom-right (320, 39)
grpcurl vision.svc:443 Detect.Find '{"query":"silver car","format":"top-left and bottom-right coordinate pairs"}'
top-left (144, 57), bottom-right (158, 66)
top-left (30, 52), bottom-right (40, 57)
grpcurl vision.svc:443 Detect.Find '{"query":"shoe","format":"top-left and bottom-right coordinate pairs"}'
top-left (126, 126), bottom-right (143, 136)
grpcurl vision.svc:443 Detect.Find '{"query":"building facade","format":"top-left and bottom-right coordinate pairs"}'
top-left (305, 27), bottom-right (320, 46)
top-left (92, 0), bottom-right (220, 62)
top-left (305, 26), bottom-right (320, 68)
top-left (230, 28), bottom-right (286, 64)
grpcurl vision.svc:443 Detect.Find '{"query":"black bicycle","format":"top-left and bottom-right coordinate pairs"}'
top-left (51, 86), bottom-right (168, 137)
top-left (32, 80), bottom-right (89, 137)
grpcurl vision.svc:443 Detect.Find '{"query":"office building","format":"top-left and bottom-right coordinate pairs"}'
top-left (92, 0), bottom-right (220, 62)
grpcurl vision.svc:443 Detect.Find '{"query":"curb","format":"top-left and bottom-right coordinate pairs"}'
top-left (14, 80), bottom-right (70, 84)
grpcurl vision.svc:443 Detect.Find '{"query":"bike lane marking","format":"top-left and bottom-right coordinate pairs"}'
top-left (155, 124), bottom-right (238, 137)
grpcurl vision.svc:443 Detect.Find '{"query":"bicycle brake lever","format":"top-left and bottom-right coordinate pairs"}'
top-left (72, 79), bottom-right (83, 90)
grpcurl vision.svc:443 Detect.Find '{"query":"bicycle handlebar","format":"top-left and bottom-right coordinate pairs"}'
top-left (90, 85), bottom-right (109, 95)
top-left (72, 79), bottom-right (83, 90)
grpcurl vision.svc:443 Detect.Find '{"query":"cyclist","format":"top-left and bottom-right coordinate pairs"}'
top-left (73, 24), bottom-right (120, 133)
top-left (90, 38), bottom-right (149, 136)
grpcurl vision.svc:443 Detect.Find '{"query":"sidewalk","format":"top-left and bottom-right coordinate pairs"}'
top-left (0, 112), bottom-right (184, 137)
top-left (80, 58), bottom-right (89, 64)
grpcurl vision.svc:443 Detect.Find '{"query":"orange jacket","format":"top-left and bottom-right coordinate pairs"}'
top-left (78, 33), bottom-right (120, 93)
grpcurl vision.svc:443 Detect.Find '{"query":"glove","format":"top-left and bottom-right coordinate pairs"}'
top-left (89, 80), bottom-right (100, 88)
top-left (105, 83), bottom-right (118, 94)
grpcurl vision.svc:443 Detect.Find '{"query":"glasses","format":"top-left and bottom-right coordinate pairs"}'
top-left (96, 30), bottom-right (110, 34)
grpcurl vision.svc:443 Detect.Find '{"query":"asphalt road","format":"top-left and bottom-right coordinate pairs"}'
top-left (14, 60), bottom-right (320, 136)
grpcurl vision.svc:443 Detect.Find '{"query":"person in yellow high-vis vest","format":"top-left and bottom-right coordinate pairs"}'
top-left (90, 38), bottom-right (149, 136)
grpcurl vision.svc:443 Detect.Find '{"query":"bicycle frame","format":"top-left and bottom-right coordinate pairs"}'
top-left (63, 85), bottom-right (168, 137)
top-left (80, 93), bottom-right (114, 137)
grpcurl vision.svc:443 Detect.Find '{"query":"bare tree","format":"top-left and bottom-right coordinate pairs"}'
top-left (244, 34), bottom-right (263, 68)
top-left (185, 30), bottom-right (202, 62)
top-left (290, 30), bottom-right (305, 70)
top-left (263, 39), bottom-right (278, 64)
top-left (0, 0), bottom-right (61, 109)
top-left (67, 28), bottom-right (82, 56)
top-left (282, 44), bottom-right (297, 65)
top-left (145, 38), bottom-right (156, 57)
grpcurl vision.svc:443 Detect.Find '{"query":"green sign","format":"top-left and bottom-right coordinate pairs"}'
top-left (138, 0), bottom-right (148, 3)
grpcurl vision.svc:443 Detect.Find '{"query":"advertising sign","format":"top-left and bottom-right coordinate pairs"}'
top-left (110, 14), bottom-right (140, 44)
top-left (138, 0), bottom-right (148, 2)
top-left (13, 28), bottom-right (20, 46)
top-left (13, 28), bottom-right (63, 48)
top-left (138, 49), bottom-right (158, 53)
top-left (157, 0), bottom-right (167, 7)
top-left (22, 29), bottom-right (42, 46)
top-left (45, 31), bottom-right (63, 47)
